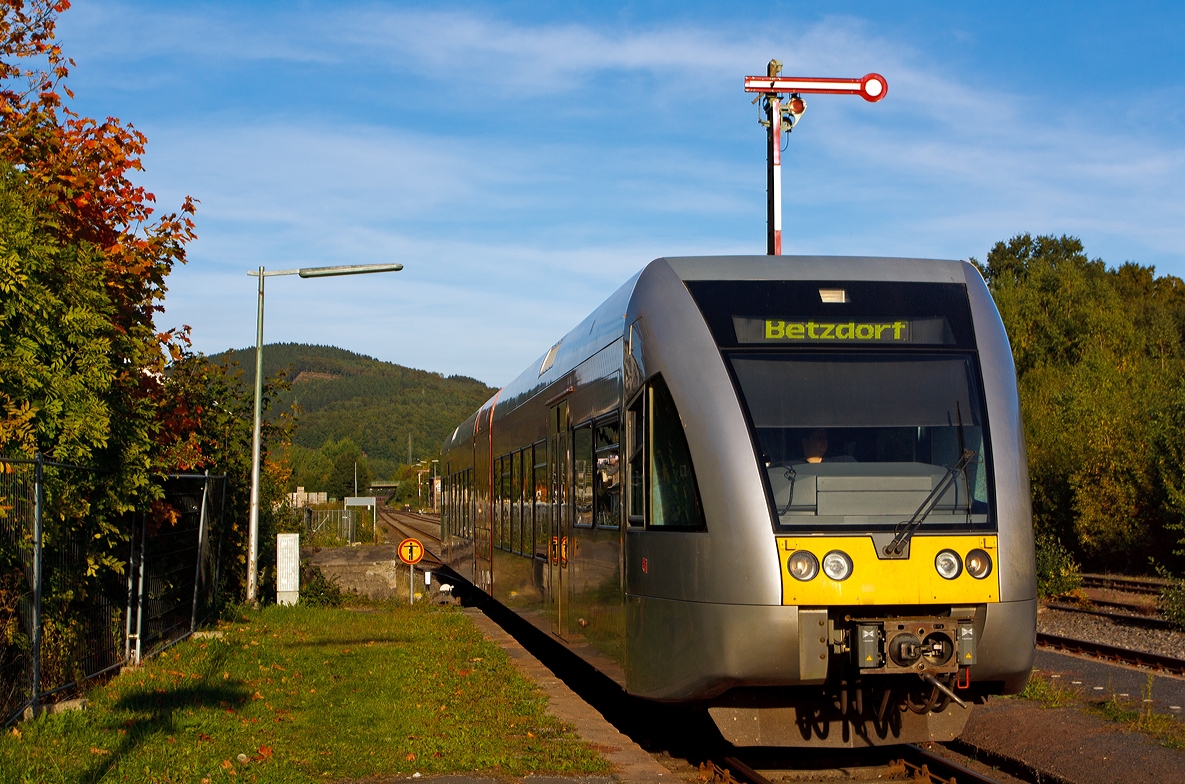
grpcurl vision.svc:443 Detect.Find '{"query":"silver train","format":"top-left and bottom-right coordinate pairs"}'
top-left (440, 256), bottom-right (1035, 747)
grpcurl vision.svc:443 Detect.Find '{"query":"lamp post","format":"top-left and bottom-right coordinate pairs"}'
top-left (245, 263), bottom-right (402, 604)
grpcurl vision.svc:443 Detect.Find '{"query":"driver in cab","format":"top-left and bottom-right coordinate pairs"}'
top-left (799, 428), bottom-right (855, 464)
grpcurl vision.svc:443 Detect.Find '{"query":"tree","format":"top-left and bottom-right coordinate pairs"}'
top-left (0, 0), bottom-right (195, 486)
top-left (978, 234), bottom-right (1185, 572)
top-left (324, 438), bottom-right (371, 499)
top-left (0, 1), bottom-right (286, 612)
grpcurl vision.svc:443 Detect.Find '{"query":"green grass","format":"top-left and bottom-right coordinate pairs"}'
top-left (1018, 672), bottom-right (1077, 709)
top-left (0, 603), bottom-right (610, 783)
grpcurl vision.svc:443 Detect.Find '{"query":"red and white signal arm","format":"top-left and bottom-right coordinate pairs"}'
top-left (398, 537), bottom-right (425, 565)
top-left (743, 73), bottom-right (888, 102)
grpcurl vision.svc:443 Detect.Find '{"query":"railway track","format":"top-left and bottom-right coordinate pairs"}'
top-left (1087, 597), bottom-right (1158, 614)
top-left (470, 599), bottom-right (1017, 784)
top-left (377, 508), bottom-right (443, 564)
top-left (1044, 602), bottom-right (1175, 630)
top-left (705, 744), bottom-right (1003, 784)
top-left (1080, 574), bottom-right (1170, 596)
top-left (1037, 632), bottom-right (1185, 676)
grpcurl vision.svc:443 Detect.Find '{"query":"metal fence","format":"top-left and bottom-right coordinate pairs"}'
top-left (0, 455), bottom-right (227, 725)
top-left (302, 507), bottom-right (374, 545)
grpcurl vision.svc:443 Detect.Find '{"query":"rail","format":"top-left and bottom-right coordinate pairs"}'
top-left (705, 745), bottom-right (1003, 784)
top-left (1080, 574), bottom-right (1170, 596)
top-left (1037, 632), bottom-right (1185, 676)
top-left (376, 508), bottom-right (443, 566)
top-left (1044, 602), bottom-right (1175, 630)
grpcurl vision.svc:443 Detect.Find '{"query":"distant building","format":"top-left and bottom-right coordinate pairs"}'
top-left (288, 486), bottom-right (327, 508)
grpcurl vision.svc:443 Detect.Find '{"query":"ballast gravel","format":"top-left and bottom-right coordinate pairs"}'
top-left (1037, 606), bottom-right (1185, 659)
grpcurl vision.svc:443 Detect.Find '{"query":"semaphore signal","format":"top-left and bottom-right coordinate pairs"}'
top-left (744, 61), bottom-right (888, 255)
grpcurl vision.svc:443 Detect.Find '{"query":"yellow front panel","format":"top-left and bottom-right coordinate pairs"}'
top-left (779, 535), bottom-right (999, 605)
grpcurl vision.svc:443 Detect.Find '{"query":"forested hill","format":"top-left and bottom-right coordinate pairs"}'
top-left (218, 344), bottom-right (496, 466)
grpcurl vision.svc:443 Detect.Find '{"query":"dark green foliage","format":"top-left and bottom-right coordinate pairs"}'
top-left (1158, 581), bottom-right (1185, 632)
top-left (1034, 533), bottom-right (1082, 599)
top-left (980, 234), bottom-right (1185, 572)
top-left (219, 344), bottom-right (495, 469)
top-left (325, 438), bottom-right (372, 500)
top-left (1151, 563), bottom-right (1185, 631)
top-left (298, 564), bottom-right (344, 608)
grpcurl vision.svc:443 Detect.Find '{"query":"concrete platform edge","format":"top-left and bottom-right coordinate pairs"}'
top-left (463, 608), bottom-right (668, 784)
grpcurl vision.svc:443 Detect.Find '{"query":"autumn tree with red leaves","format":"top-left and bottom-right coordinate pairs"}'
top-left (0, 1), bottom-right (290, 618)
top-left (0, 0), bottom-right (195, 470)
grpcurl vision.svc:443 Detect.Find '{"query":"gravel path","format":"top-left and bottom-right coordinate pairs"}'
top-left (1038, 605), bottom-right (1185, 659)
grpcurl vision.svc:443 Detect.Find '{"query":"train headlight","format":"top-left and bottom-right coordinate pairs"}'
top-left (788, 551), bottom-right (819, 581)
top-left (821, 550), bottom-right (853, 581)
top-left (935, 549), bottom-right (962, 580)
top-left (965, 549), bottom-right (993, 579)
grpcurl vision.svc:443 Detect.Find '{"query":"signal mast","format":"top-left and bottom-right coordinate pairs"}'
top-left (744, 61), bottom-right (888, 255)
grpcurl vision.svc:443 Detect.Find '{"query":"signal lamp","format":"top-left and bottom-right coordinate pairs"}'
top-left (788, 551), bottom-right (819, 581)
top-left (821, 550), bottom-right (853, 581)
top-left (935, 549), bottom-right (962, 580)
top-left (965, 549), bottom-right (993, 579)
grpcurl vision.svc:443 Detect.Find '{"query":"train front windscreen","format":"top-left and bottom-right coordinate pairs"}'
top-left (684, 278), bottom-right (994, 533)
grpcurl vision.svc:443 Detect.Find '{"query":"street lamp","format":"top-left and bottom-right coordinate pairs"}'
top-left (245, 263), bottom-right (402, 604)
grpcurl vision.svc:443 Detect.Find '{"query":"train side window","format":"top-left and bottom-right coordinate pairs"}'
top-left (518, 449), bottom-right (529, 556)
top-left (533, 441), bottom-right (548, 559)
top-left (595, 418), bottom-right (621, 529)
top-left (442, 474), bottom-right (450, 541)
top-left (648, 376), bottom-right (706, 530)
top-left (510, 450), bottom-right (521, 554)
top-left (573, 423), bottom-right (594, 528)
top-left (465, 467), bottom-right (472, 539)
top-left (494, 456), bottom-right (503, 551)
top-left (507, 455), bottom-right (515, 550)
top-left (626, 392), bottom-right (645, 526)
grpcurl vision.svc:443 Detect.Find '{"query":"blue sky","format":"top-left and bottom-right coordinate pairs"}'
top-left (55, 2), bottom-right (1185, 385)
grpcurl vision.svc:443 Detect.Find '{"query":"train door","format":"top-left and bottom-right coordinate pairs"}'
top-left (549, 401), bottom-right (569, 639)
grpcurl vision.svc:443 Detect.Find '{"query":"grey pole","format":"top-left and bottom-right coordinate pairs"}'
top-left (247, 266), bottom-right (265, 604)
top-left (190, 470), bottom-right (210, 632)
top-left (134, 513), bottom-right (147, 665)
top-left (244, 262), bottom-right (401, 601)
top-left (30, 453), bottom-right (43, 709)
top-left (124, 517), bottom-right (136, 663)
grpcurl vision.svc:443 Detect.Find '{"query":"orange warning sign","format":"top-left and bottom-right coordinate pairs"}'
top-left (398, 538), bottom-right (425, 565)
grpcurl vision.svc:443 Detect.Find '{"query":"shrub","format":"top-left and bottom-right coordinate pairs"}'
top-left (299, 564), bottom-right (344, 608)
top-left (1035, 533), bottom-right (1082, 599)
top-left (1154, 564), bottom-right (1185, 630)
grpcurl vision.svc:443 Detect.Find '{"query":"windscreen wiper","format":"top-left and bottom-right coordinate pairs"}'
top-left (778, 466), bottom-right (796, 516)
top-left (884, 449), bottom-right (977, 556)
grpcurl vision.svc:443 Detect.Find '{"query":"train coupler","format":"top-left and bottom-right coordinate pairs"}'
top-left (846, 616), bottom-right (974, 676)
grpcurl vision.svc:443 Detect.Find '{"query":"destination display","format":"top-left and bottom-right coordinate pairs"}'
top-left (732, 316), bottom-right (954, 345)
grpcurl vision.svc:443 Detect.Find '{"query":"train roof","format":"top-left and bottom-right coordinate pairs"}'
top-left (665, 254), bottom-right (969, 283)
top-left (442, 255), bottom-right (977, 453)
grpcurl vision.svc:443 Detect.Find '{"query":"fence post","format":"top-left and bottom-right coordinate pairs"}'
top-left (190, 470), bottom-right (210, 633)
top-left (30, 453), bottom-right (44, 709)
top-left (124, 518), bottom-right (137, 663)
top-left (213, 476), bottom-right (228, 604)
top-left (134, 513), bottom-right (147, 665)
